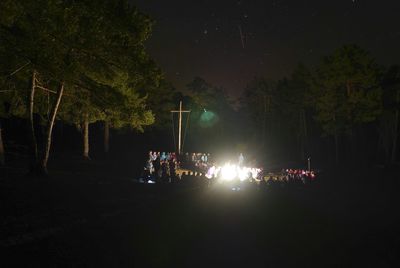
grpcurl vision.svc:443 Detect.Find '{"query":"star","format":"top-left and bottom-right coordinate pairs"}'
top-left (204, 29), bottom-right (208, 34)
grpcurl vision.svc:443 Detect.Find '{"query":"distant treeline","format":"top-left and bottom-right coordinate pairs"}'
top-left (1, 1), bottom-right (399, 174)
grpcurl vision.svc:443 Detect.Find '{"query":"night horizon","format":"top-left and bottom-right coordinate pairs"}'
top-left (134, 0), bottom-right (400, 98)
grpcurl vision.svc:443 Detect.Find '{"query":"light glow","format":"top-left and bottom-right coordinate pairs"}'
top-left (206, 163), bottom-right (261, 182)
top-left (221, 163), bottom-right (237, 181)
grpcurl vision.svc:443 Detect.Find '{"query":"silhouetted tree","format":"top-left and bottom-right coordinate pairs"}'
top-left (312, 45), bottom-right (382, 163)
top-left (379, 65), bottom-right (400, 163)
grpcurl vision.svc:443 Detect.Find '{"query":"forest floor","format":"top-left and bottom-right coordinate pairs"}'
top-left (1, 156), bottom-right (399, 267)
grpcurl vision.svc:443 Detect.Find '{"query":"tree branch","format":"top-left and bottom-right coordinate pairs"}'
top-left (7, 61), bottom-right (31, 77)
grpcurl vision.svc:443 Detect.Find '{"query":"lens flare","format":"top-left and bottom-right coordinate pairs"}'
top-left (209, 163), bottom-right (261, 182)
top-left (199, 110), bottom-right (218, 128)
top-left (237, 168), bottom-right (248, 181)
top-left (221, 164), bottom-right (237, 181)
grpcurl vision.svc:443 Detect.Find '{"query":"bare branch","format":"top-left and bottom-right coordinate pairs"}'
top-left (35, 85), bottom-right (57, 94)
top-left (7, 61), bottom-right (31, 77)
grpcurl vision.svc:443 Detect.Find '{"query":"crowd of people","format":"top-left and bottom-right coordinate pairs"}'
top-left (260, 169), bottom-right (317, 188)
top-left (142, 151), bottom-right (213, 183)
top-left (141, 151), bottom-right (317, 188)
top-left (181, 152), bottom-right (213, 172)
top-left (143, 151), bottom-right (178, 182)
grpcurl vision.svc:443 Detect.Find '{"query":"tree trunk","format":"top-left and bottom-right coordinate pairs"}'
top-left (299, 109), bottom-right (307, 161)
top-left (262, 95), bottom-right (267, 148)
top-left (299, 135), bottom-right (304, 161)
top-left (38, 82), bottom-right (64, 175)
top-left (382, 129), bottom-right (390, 163)
top-left (28, 71), bottom-right (38, 171)
top-left (302, 109), bottom-right (308, 140)
top-left (333, 113), bottom-right (339, 164)
top-left (391, 90), bottom-right (400, 163)
top-left (350, 128), bottom-right (357, 164)
top-left (346, 80), bottom-right (352, 96)
top-left (334, 132), bottom-right (339, 164)
top-left (376, 130), bottom-right (383, 163)
top-left (104, 121), bottom-right (110, 153)
top-left (83, 114), bottom-right (90, 160)
top-left (0, 121), bottom-right (5, 166)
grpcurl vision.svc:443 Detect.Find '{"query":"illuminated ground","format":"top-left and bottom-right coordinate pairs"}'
top-left (1, 159), bottom-right (399, 267)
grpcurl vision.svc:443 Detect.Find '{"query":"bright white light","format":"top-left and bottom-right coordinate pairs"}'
top-left (238, 168), bottom-right (248, 181)
top-left (250, 168), bottom-right (261, 179)
top-left (221, 164), bottom-right (237, 181)
top-left (206, 166), bottom-right (216, 179)
top-left (206, 162), bottom-right (261, 183)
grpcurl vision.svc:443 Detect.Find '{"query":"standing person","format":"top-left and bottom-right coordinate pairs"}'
top-left (169, 160), bottom-right (175, 180)
top-left (146, 159), bottom-right (154, 175)
top-left (154, 153), bottom-right (161, 180)
top-left (238, 153), bottom-right (244, 166)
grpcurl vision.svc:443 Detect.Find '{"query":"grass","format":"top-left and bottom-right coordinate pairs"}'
top-left (1, 156), bottom-right (399, 267)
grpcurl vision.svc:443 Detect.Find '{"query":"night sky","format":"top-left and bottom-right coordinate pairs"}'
top-left (133, 0), bottom-right (400, 98)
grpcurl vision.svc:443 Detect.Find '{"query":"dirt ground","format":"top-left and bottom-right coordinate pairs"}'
top-left (1, 157), bottom-right (399, 267)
